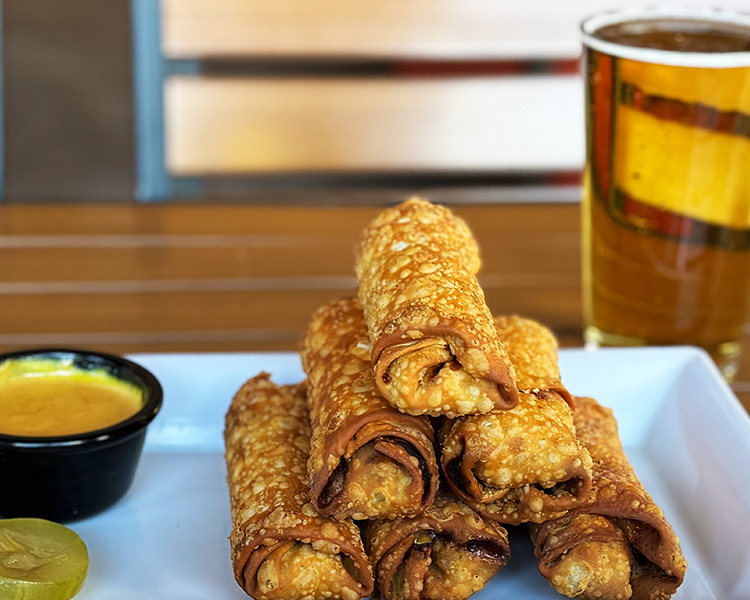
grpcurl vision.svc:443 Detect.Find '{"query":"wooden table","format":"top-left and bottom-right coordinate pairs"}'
top-left (2, 196), bottom-right (749, 411)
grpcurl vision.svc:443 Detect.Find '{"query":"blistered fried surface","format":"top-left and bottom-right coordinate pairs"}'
top-left (550, 538), bottom-right (633, 600)
top-left (343, 440), bottom-right (420, 520)
top-left (493, 315), bottom-right (572, 405)
top-left (442, 390), bottom-right (593, 524)
top-left (534, 513), bottom-right (633, 599)
top-left (364, 492), bottom-right (511, 600)
top-left (354, 197), bottom-right (517, 416)
top-left (441, 315), bottom-right (592, 524)
top-left (300, 297), bottom-right (438, 520)
top-left (224, 373), bottom-right (373, 600)
top-left (531, 396), bottom-right (687, 600)
top-left (421, 536), bottom-right (502, 600)
top-left (378, 338), bottom-right (505, 417)
top-left (256, 541), bottom-right (365, 600)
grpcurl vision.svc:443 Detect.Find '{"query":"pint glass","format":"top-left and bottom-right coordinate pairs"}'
top-left (581, 7), bottom-right (750, 379)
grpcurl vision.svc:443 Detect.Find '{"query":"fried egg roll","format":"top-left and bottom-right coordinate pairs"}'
top-left (224, 373), bottom-right (374, 600)
top-left (530, 396), bottom-right (687, 600)
top-left (355, 197), bottom-right (518, 417)
top-left (441, 315), bottom-right (593, 524)
top-left (364, 491), bottom-right (511, 600)
top-left (301, 297), bottom-right (439, 520)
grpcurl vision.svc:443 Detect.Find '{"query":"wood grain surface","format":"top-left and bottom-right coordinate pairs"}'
top-left (165, 76), bottom-right (583, 175)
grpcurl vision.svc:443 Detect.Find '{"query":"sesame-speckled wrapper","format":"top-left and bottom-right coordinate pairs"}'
top-left (224, 373), bottom-right (374, 600)
top-left (530, 396), bottom-right (687, 600)
top-left (300, 297), bottom-right (439, 520)
top-left (354, 197), bottom-right (518, 417)
top-left (441, 315), bottom-right (593, 525)
top-left (363, 491), bottom-right (511, 600)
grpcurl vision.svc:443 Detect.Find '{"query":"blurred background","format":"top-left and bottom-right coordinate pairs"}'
top-left (3, 0), bottom-right (746, 204)
top-left (2, 0), bottom-right (750, 408)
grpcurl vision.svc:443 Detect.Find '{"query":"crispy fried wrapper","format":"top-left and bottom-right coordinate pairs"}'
top-left (493, 315), bottom-right (573, 406)
top-left (354, 197), bottom-right (518, 417)
top-left (530, 396), bottom-right (687, 600)
top-left (363, 491), bottom-right (511, 600)
top-left (224, 373), bottom-right (374, 600)
top-left (441, 315), bottom-right (593, 524)
top-left (300, 297), bottom-right (439, 520)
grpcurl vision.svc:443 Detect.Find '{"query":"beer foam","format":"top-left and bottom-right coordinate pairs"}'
top-left (582, 6), bottom-right (750, 69)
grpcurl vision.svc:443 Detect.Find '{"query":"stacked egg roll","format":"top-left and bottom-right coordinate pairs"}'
top-left (301, 297), bottom-right (439, 520)
top-left (223, 196), bottom-right (688, 599)
top-left (224, 373), bottom-right (374, 600)
top-left (441, 315), bottom-right (593, 524)
top-left (363, 491), bottom-right (511, 600)
top-left (355, 197), bottom-right (518, 417)
top-left (530, 395), bottom-right (687, 600)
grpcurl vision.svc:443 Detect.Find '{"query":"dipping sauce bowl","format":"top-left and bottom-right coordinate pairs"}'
top-left (0, 348), bottom-right (163, 522)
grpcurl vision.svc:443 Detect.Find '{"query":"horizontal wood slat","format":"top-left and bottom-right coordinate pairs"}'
top-left (161, 0), bottom-right (584, 60)
top-left (164, 76), bottom-right (584, 175)
top-left (0, 234), bottom-right (579, 284)
top-left (0, 202), bottom-right (581, 235)
top-left (161, 0), bottom-right (750, 61)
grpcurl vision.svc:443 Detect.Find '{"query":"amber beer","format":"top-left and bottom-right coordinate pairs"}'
top-left (581, 8), bottom-right (750, 379)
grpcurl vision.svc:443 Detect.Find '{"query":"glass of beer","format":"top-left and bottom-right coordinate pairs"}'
top-left (581, 7), bottom-right (750, 380)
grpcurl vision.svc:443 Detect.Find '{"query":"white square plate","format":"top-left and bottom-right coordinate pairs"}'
top-left (68, 347), bottom-right (750, 599)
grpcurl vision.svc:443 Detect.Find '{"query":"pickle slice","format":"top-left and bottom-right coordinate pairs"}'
top-left (0, 518), bottom-right (89, 600)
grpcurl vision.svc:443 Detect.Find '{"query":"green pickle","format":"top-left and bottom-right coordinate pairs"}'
top-left (0, 519), bottom-right (89, 600)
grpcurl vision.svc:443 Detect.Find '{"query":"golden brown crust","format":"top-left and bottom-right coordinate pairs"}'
top-left (530, 396), bottom-right (687, 600)
top-left (545, 530), bottom-right (633, 600)
top-left (493, 315), bottom-right (572, 406)
top-left (364, 491), bottom-right (511, 600)
top-left (224, 373), bottom-right (374, 600)
top-left (354, 197), bottom-right (518, 417)
top-left (301, 297), bottom-right (439, 520)
top-left (441, 315), bottom-right (593, 524)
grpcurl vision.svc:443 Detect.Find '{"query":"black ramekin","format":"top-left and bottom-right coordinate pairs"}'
top-left (0, 348), bottom-right (163, 522)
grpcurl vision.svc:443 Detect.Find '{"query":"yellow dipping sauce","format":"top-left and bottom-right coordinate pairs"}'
top-left (0, 357), bottom-right (144, 437)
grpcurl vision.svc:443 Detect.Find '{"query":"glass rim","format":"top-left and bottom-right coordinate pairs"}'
top-left (581, 5), bottom-right (750, 68)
